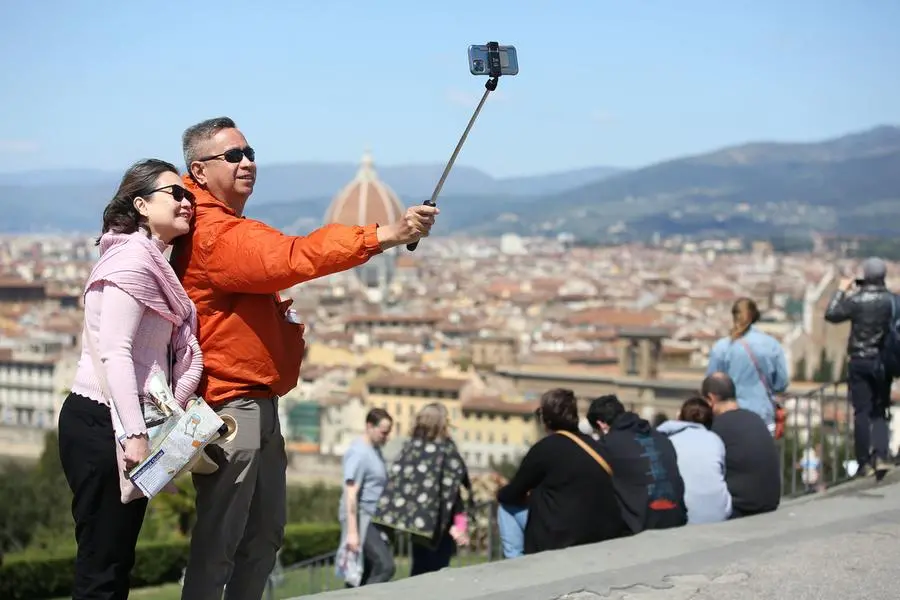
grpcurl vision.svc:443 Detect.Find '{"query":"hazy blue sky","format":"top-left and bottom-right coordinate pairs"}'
top-left (1, 1), bottom-right (898, 177)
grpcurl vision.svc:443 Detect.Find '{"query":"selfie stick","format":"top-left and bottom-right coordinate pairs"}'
top-left (407, 41), bottom-right (503, 252)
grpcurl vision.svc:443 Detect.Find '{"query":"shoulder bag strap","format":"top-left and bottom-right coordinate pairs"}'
top-left (737, 338), bottom-right (776, 408)
top-left (556, 430), bottom-right (613, 476)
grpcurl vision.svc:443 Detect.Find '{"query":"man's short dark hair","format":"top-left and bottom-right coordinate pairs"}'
top-left (538, 388), bottom-right (579, 432)
top-left (700, 372), bottom-right (736, 402)
top-left (587, 394), bottom-right (625, 427)
top-left (365, 408), bottom-right (392, 427)
top-left (182, 117), bottom-right (237, 170)
top-left (678, 396), bottom-right (714, 429)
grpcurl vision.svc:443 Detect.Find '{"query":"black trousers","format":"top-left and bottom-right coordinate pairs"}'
top-left (410, 531), bottom-right (455, 577)
top-left (58, 392), bottom-right (148, 600)
top-left (848, 358), bottom-right (892, 468)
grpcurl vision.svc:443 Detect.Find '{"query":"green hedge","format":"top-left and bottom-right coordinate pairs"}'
top-left (0, 522), bottom-right (341, 600)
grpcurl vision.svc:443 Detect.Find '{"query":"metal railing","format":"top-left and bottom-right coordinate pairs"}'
top-left (778, 380), bottom-right (855, 497)
top-left (264, 500), bottom-right (503, 599)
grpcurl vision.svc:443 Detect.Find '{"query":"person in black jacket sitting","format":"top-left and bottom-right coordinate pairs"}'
top-left (587, 395), bottom-right (687, 534)
top-left (824, 257), bottom-right (895, 478)
top-left (496, 388), bottom-right (626, 557)
top-left (702, 372), bottom-right (781, 517)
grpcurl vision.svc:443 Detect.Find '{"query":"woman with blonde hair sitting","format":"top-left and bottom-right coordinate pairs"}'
top-left (373, 403), bottom-right (471, 576)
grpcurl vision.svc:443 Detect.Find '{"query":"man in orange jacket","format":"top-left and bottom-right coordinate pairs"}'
top-left (172, 116), bottom-right (438, 600)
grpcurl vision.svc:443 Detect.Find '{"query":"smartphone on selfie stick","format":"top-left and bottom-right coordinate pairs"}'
top-left (407, 42), bottom-right (519, 252)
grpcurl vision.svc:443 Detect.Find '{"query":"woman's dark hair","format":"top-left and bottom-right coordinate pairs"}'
top-left (365, 407), bottom-right (392, 427)
top-left (651, 412), bottom-right (669, 428)
top-left (97, 158), bottom-right (180, 245)
top-left (730, 297), bottom-right (761, 340)
top-left (538, 388), bottom-right (579, 432)
top-left (678, 396), bottom-right (714, 429)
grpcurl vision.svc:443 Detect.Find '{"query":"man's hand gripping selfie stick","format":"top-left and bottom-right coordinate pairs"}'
top-left (407, 42), bottom-right (503, 252)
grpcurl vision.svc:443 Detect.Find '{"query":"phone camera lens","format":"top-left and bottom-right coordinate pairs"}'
top-left (473, 59), bottom-right (485, 72)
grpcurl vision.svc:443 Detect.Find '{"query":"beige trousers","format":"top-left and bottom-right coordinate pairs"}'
top-left (181, 397), bottom-right (287, 600)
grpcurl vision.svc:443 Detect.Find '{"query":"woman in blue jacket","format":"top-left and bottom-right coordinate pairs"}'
top-left (707, 297), bottom-right (789, 432)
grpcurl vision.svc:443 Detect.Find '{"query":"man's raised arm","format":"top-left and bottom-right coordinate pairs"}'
top-left (204, 204), bottom-right (437, 294)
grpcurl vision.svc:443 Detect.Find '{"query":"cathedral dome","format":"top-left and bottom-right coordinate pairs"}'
top-left (324, 152), bottom-right (405, 227)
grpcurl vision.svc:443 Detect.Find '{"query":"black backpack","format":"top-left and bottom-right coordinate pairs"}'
top-left (881, 293), bottom-right (900, 380)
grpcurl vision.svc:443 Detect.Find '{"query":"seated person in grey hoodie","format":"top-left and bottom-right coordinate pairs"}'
top-left (657, 397), bottom-right (732, 524)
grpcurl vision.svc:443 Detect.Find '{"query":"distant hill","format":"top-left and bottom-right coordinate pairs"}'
top-left (3, 126), bottom-right (900, 241)
top-left (462, 125), bottom-right (900, 241)
top-left (0, 162), bottom-right (622, 234)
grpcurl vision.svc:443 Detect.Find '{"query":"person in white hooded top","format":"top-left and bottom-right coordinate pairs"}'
top-left (656, 397), bottom-right (732, 524)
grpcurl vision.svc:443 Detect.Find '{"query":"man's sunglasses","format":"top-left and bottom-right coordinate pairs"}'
top-left (197, 146), bottom-right (255, 164)
top-left (147, 184), bottom-right (195, 204)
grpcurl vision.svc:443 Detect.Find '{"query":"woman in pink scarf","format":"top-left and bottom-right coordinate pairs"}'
top-left (59, 158), bottom-right (203, 599)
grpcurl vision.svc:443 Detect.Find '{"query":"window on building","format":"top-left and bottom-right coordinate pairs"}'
top-left (627, 340), bottom-right (639, 375)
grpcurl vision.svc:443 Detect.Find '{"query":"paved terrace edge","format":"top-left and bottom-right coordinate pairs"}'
top-left (295, 472), bottom-right (900, 600)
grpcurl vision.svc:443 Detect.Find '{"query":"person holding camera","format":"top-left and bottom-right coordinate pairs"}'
top-left (824, 257), bottom-right (894, 478)
top-left (171, 117), bottom-right (439, 600)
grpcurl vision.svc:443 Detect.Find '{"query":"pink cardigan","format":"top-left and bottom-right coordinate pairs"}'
top-left (70, 283), bottom-right (202, 435)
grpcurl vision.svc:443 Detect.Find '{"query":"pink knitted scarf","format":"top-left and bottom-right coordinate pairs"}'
top-left (85, 231), bottom-right (199, 405)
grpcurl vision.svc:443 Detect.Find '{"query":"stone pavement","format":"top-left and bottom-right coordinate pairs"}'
top-left (297, 474), bottom-right (900, 600)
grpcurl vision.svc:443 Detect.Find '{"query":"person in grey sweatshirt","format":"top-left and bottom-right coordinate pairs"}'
top-left (657, 397), bottom-right (732, 524)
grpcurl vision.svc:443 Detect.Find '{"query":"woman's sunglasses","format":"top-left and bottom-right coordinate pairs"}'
top-left (197, 146), bottom-right (256, 164)
top-left (147, 184), bottom-right (196, 204)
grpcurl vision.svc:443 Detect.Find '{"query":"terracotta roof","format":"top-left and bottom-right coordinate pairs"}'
top-left (372, 331), bottom-right (425, 345)
top-left (529, 278), bottom-right (565, 291)
top-left (315, 331), bottom-right (354, 344)
top-left (345, 314), bottom-right (441, 325)
top-left (462, 396), bottom-right (539, 415)
top-left (565, 308), bottom-right (662, 328)
top-left (367, 374), bottom-right (469, 393)
top-left (287, 441), bottom-right (320, 454)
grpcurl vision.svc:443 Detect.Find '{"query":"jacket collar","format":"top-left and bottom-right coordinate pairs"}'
top-left (182, 175), bottom-right (237, 217)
